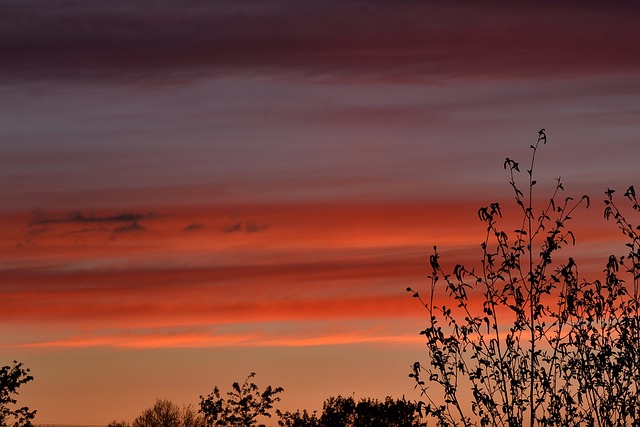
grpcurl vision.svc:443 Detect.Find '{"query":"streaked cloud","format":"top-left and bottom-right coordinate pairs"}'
top-left (28, 210), bottom-right (157, 226)
top-left (182, 223), bottom-right (204, 232)
top-left (223, 222), bottom-right (268, 234)
top-left (0, 195), bottom-right (626, 352)
top-left (24, 209), bottom-right (156, 241)
top-left (14, 323), bottom-right (419, 349)
top-left (2, 1), bottom-right (640, 82)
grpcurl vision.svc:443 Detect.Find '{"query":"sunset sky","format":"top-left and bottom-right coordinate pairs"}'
top-left (2, 1), bottom-right (640, 424)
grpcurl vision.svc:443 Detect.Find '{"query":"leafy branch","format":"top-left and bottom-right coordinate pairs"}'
top-left (409, 130), bottom-right (639, 427)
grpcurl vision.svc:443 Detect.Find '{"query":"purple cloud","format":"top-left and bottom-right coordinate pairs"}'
top-left (2, 0), bottom-right (640, 82)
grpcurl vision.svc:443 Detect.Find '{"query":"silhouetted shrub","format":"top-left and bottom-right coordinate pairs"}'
top-left (408, 130), bottom-right (640, 426)
top-left (132, 399), bottom-right (203, 427)
top-left (278, 396), bottom-right (422, 427)
top-left (277, 409), bottom-right (320, 427)
top-left (0, 361), bottom-right (36, 427)
top-left (199, 372), bottom-right (283, 427)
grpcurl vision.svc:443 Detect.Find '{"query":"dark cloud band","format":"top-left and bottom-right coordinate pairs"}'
top-left (3, 0), bottom-right (640, 82)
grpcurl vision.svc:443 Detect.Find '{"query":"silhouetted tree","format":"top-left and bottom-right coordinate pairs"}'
top-left (353, 397), bottom-right (420, 427)
top-left (0, 361), bottom-right (36, 427)
top-left (132, 399), bottom-right (203, 427)
top-left (199, 372), bottom-right (283, 427)
top-left (277, 409), bottom-right (320, 427)
top-left (181, 404), bottom-right (205, 427)
top-left (408, 130), bottom-right (640, 426)
top-left (278, 396), bottom-right (422, 427)
top-left (319, 396), bottom-right (355, 427)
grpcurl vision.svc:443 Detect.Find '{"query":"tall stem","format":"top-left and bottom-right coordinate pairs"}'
top-left (527, 137), bottom-right (541, 427)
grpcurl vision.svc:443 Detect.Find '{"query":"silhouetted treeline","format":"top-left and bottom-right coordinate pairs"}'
top-left (278, 395), bottom-right (422, 427)
top-left (108, 374), bottom-right (423, 427)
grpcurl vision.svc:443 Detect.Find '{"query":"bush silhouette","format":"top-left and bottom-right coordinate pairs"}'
top-left (0, 361), bottom-right (36, 427)
top-left (408, 130), bottom-right (640, 426)
top-left (199, 372), bottom-right (283, 427)
top-left (130, 399), bottom-right (203, 427)
top-left (277, 396), bottom-right (422, 427)
top-left (277, 408), bottom-right (321, 427)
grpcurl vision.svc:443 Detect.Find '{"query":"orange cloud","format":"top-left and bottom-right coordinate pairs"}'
top-left (15, 322), bottom-right (421, 349)
top-left (0, 198), bottom-right (628, 349)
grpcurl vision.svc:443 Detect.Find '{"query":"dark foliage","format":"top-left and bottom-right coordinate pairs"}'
top-left (408, 130), bottom-right (640, 426)
top-left (0, 361), bottom-right (36, 427)
top-left (278, 396), bottom-right (423, 427)
top-left (199, 372), bottom-right (284, 427)
top-left (130, 399), bottom-right (203, 427)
